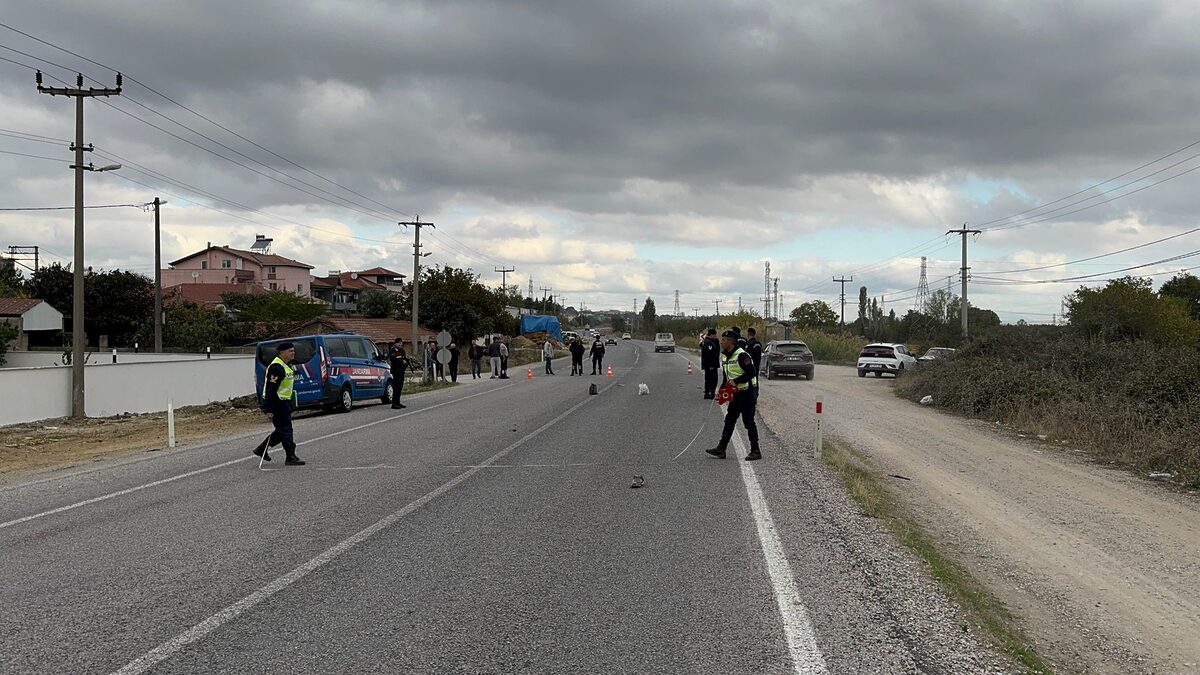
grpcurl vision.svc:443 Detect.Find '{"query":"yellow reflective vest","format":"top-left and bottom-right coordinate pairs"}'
top-left (722, 347), bottom-right (758, 391)
top-left (263, 356), bottom-right (296, 404)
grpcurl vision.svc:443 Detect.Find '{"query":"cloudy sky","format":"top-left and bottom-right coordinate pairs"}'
top-left (1, 0), bottom-right (1199, 322)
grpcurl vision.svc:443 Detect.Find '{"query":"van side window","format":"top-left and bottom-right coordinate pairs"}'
top-left (346, 339), bottom-right (368, 359)
top-left (325, 337), bottom-right (350, 358)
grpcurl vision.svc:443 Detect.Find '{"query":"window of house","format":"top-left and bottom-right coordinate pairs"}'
top-left (267, 266), bottom-right (276, 274)
top-left (269, 282), bottom-right (277, 290)
top-left (201, 261), bottom-right (207, 270)
top-left (297, 284), bottom-right (303, 293)
top-left (221, 259), bottom-right (231, 268)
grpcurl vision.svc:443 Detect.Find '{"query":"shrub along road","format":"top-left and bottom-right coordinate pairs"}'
top-left (758, 365), bottom-right (1200, 674)
top-left (0, 342), bottom-right (1005, 674)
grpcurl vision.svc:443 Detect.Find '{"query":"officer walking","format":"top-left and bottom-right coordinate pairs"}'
top-left (705, 330), bottom-right (762, 461)
top-left (699, 328), bottom-right (720, 399)
top-left (745, 327), bottom-right (764, 375)
top-left (589, 334), bottom-right (606, 375)
top-left (389, 337), bottom-right (408, 409)
top-left (252, 342), bottom-right (306, 466)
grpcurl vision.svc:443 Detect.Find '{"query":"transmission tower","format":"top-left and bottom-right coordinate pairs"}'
top-left (528, 278), bottom-right (534, 298)
top-left (762, 261), bottom-right (772, 319)
top-left (673, 290), bottom-right (680, 317)
top-left (772, 277), bottom-right (780, 321)
top-left (916, 256), bottom-right (930, 313)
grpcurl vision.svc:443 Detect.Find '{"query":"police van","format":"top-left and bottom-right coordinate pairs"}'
top-left (255, 333), bottom-right (395, 412)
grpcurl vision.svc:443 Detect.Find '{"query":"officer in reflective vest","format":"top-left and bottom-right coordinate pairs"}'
top-left (706, 330), bottom-right (762, 461)
top-left (252, 342), bottom-right (306, 466)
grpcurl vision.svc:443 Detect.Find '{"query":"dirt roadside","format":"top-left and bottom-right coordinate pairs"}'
top-left (758, 366), bottom-right (1200, 674)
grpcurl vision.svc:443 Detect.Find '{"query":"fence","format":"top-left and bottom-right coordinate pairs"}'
top-left (0, 354), bottom-right (256, 426)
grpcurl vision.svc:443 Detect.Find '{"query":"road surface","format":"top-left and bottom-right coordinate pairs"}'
top-left (1, 342), bottom-right (1004, 674)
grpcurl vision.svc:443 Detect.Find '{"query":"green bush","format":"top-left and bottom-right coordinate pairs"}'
top-left (897, 326), bottom-right (1200, 486)
top-left (0, 321), bottom-right (18, 365)
top-left (790, 328), bottom-right (867, 366)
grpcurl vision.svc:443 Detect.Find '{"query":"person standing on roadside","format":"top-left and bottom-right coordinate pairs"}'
top-left (746, 327), bottom-right (763, 375)
top-left (448, 342), bottom-right (460, 383)
top-left (252, 342), bottom-right (305, 466)
top-left (705, 330), bottom-right (762, 461)
top-left (542, 339), bottom-right (555, 375)
top-left (499, 338), bottom-right (510, 378)
top-left (488, 338), bottom-right (502, 379)
top-left (729, 326), bottom-right (748, 351)
top-left (468, 341), bottom-right (484, 379)
top-left (700, 328), bottom-right (720, 399)
top-left (589, 334), bottom-right (606, 375)
top-left (569, 337), bottom-right (586, 375)
top-left (388, 337), bottom-right (408, 410)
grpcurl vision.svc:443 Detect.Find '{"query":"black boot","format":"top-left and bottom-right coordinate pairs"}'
top-left (285, 453), bottom-right (306, 466)
top-left (252, 436), bottom-right (272, 462)
top-left (744, 445), bottom-right (762, 461)
top-left (705, 446), bottom-right (726, 459)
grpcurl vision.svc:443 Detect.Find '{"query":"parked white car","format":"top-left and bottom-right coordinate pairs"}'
top-left (857, 343), bottom-right (917, 378)
top-left (654, 332), bottom-right (676, 352)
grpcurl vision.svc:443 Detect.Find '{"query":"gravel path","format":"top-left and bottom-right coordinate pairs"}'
top-left (757, 365), bottom-right (1200, 674)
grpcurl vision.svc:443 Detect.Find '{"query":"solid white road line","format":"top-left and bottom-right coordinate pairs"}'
top-left (0, 384), bottom-right (517, 531)
top-left (109, 361), bottom-right (636, 675)
top-left (730, 431), bottom-right (828, 673)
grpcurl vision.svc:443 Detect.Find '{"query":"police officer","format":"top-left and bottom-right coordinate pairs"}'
top-left (589, 334), bottom-right (606, 375)
top-left (705, 330), bottom-right (762, 461)
top-left (699, 328), bottom-right (720, 399)
top-left (388, 337), bottom-right (408, 409)
top-left (569, 336), bottom-right (586, 375)
top-left (729, 325), bottom-right (749, 351)
top-left (252, 342), bottom-right (305, 466)
top-left (746, 327), bottom-right (764, 375)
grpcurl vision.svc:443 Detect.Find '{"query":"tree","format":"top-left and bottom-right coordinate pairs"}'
top-left (86, 270), bottom-right (154, 347)
top-left (136, 300), bottom-right (233, 352)
top-left (612, 315), bottom-right (628, 333)
top-left (24, 263), bottom-right (73, 317)
top-left (856, 286), bottom-right (868, 333)
top-left (358, 289), bottom-right (399, 318)
top-left (222, 291), bottom-right (326, 322)
top-left (641, 297), bottom-right (657, 332)
top-left (1160, 272), bottom-right (1200, 320)
top-left (1066, 276), bottom-right (1200, 346)
top-left (790, 300), bottom-right (839, 328)
top-left (0, 259), bottom-right (23, 297)
top-left (415, 265), bottom-right (510, 340)
top-left (0, 321), bottom-right (18, 365)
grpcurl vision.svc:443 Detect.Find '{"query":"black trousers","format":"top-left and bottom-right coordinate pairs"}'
top-left (703, 367), bottom-right (719, 396)
top-left (591, 356), bottom-right (603, 374)
top-left (471, 359), bottom-right (482, 378)
top-left (719, 388), bottom-right (759, 453)
top-left (449, 361), bottom-right (459, 382)
top-left (571, 355), bottom-right (583, 374)
top-left (265, 405), bottom-right (296, 453)
top-left (391, 367), bottom-right (406, 406)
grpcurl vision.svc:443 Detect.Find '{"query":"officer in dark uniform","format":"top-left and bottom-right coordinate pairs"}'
top-left (746, 327), bottom-right (764, 375)
top-left (706, 330), bottom-right (762, 461)
top-left (699, 328), bottom-right (720, 399)
top-left (589, 335), bottom-right (606, 375)
top-left (730, 325), bottom-right (749, 351)
top-left (388, 337), bottom-right (408, 409)
top-left (253, 342), bottom-right (305, 466)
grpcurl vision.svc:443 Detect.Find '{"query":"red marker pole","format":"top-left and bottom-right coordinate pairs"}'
top-left (813, 395), bottom-right (824, 459)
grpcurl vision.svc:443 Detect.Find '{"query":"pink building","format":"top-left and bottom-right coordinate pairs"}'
top-left (162, 235), bottom-right (314, 296)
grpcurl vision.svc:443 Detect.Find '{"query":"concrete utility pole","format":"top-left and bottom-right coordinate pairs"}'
top-left (712, 298), bottom-right (722, 317)
top-left (494, 266), bottom-right (514, 298)
top-left (151, 197), bottom-right (167, 353)
top-left (400, 216), bottom-right (435, 363)
top-left (772, 277), bottom-right (780, 320)
top-left (947, 225), bottom-right (982, 338)
top-left (833, 276), bottom-right (853, 326)
top-left (37, 71), bottom-right (122, 419)
top-left (540, 287), bottom-right (553, 313)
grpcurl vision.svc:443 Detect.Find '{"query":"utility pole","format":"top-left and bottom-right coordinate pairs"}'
top-left (37, 71), bottom-right (122, 419)
top-left (400, 216), bottom-right (435, 368)
top-left (494, 266), bottom-right (515, 298)
top-left (540, 287), bottom-right (553, 313)
top-left (150, 197), bottom-right (167, 352)
top-left (947, 225), bottom-right (982, 338)
top-left (5, 245), bottom-right (40, 273)
top-left (712, 298), bottom-right (722, 317)
top-left (915, 256), bottom-right (929, 313)
top-left (772, 277), bottom-right (780, 321)
top-left (673, 290), bottom-right (680, 318)
top-left (762, 262), bottom-right (771, 319)
top-left (833, 276), bottom-right (853, 326)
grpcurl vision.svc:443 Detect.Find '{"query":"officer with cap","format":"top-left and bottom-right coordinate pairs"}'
top-left (388, 337), bottom-right (408, 410)
top-left (706, 330), bottom-right (762, 461)
top-left (699, 328), bottom-right (720, 399)
top-left (252, 342), bottom-right (305, 466)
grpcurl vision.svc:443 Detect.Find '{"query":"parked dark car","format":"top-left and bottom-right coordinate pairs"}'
top-left (761, 340), bottom-right (815, 380)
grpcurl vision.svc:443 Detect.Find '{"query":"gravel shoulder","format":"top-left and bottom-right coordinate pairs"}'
top-left (758, 365), bottom-right (1200, 674)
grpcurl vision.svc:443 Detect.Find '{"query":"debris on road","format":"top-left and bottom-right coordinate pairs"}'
top-left (919, 395), bottom-right (933, 405)
top-left (1148, 472), bottom-right (1173, 481)
top-left (638, 383), bottom-right (650, 395)
top-left (630, 475), bottom-right (644, 488)
top-left (888, 474), bottom-right (913, 481)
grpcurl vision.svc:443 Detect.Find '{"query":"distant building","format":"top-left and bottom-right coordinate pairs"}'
top-left (0, 298), bottom-right (64, 351)
top-left (162, 282), bottom-right (268, 311)
top-left (267, 316), bottom-right (436, 349)
top-left (310, 268), bottom-right (407, 314)
top-left (161, 235), bottom-right (314, 297)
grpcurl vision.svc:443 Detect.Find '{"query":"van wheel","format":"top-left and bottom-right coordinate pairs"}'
top-left (381, 380), bottom-right (394, 404)
top-left (338, 385), bottom-right (354, 412)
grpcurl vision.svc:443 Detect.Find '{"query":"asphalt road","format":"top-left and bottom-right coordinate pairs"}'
top-left (0, 341), bottom-right (1006, 674)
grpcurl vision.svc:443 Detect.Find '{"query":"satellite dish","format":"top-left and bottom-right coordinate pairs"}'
top-left (191, 272), bottom-right (200, 281)
top-left (350, 273), bottom-right (358, 280)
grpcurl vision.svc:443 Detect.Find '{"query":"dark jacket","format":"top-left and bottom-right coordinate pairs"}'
top-left (700, 336), bottom-right (720, 368)
top-left (468, 344), bottom-right (484, 360)
top-left (448, 346), bottom-right (460, 366)
top-left (388, 345), bottom-right (408, 374)
top-left (569, 341), bottom-right (586, 359)
top-left (746, 338), bottom-right (763, 368)
top-left (262, 361), bottom-right (293, 412)
top-left (720, 348), bottom-right (758, 391)
top-left (487, 341), bottom-right (502, 358)
top-left (589, 340), bottom-right (605, 359)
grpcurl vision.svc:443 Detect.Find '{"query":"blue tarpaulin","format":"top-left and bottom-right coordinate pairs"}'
top-left (520, 315), bottom-right (564, 341)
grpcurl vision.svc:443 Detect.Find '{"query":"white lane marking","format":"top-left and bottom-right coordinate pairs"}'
top-left (730, 431), bottom-right (828, 673)
top-left (441, 463), bottom-right (600, 468)
top-left (0, 385), bottom-right (517, 531)
top-left (110, 362), bottom-right (635, 675)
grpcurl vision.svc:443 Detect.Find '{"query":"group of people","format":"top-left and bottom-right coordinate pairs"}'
top-left (561, 335), bottom-right (607, 376)
top-left (699, 326), bottom-right (764, 462)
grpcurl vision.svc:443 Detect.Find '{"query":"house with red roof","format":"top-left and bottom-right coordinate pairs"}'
top-left (0, 298), bottom-right (64, 352)
top-left (161, 235), bottom-right (314, 297)
top-left (310, 268), bottom-right (406, 314)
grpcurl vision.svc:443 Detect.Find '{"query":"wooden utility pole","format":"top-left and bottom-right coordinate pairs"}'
top-left (37, 71), bottom-right (122, 419)
top-left (832, 276), bottom-right (853, 326)
top-left (400, 216), bottom-right (434, 370)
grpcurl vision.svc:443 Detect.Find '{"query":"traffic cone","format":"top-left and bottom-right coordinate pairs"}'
top-left (527, 367), bottom-right (534, 380)
top-left (687, 362), bottom-right (693, 375)
top-left (606, 364), bottom-right (613, 378)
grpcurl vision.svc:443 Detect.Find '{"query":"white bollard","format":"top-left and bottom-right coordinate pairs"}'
top-left (813, 395), bottom-right (824, 459)
top-left (112, 348), bottom-right (118, 364)
top-left (167, 399), bottom-right (177, 449)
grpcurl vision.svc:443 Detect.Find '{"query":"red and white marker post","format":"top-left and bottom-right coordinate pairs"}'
top-left (813, 395), bottom-right (824, 459)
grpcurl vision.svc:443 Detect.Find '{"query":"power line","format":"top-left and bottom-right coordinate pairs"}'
top-left (0, 203), bottom-right (141, 211)
top-left (974, 249), bottom-right (1200, 285)
top-left (979, 226), bottom-right (1200, 275)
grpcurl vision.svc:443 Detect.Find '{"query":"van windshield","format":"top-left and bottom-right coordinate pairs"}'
top-left (257, 338), bottom-right (317, 366)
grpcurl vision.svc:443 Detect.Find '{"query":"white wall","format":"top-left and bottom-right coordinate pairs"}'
top-left (0, 355), bottom-right (257, 426)
top-left (5, 351), bottom-right (233, 368)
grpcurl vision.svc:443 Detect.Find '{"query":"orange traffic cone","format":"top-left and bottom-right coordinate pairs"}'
top-left (527, 368), bottom-right (534, 380)
top-left (606, 364), bottom-right (613, 378)
top-left (687, 362), bottom-right (693, 375)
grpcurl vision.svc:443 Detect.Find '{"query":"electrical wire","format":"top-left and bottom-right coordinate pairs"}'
top-left (0, 203), bottom-right (141, 211)
top-left (973, 249), bottom-right (1200, 285)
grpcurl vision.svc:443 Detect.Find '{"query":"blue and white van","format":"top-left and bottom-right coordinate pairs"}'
top-left (255, 333), bottom-right (394, 412)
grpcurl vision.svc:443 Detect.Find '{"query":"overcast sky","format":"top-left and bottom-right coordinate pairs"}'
top-left (1, 0), bottom-right (1198, 322)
